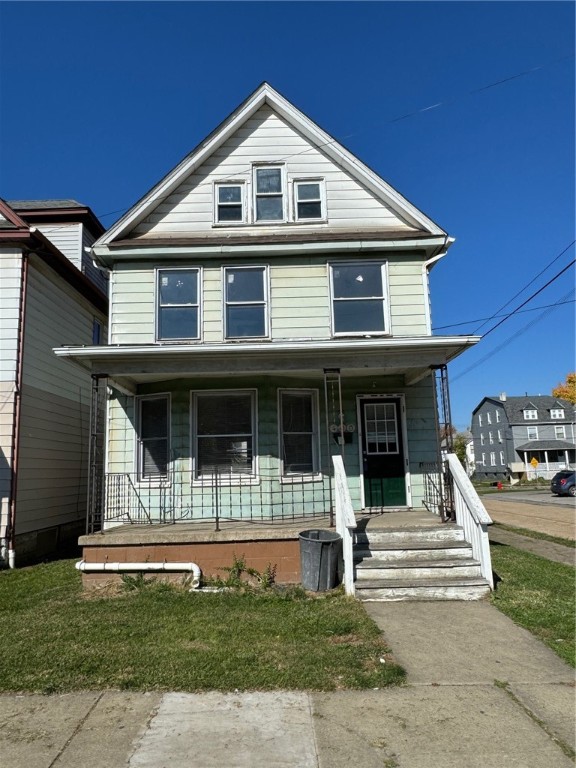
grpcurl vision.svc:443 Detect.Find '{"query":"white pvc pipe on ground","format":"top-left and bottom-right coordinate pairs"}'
top-left (75, 561), bottom-right (201, 589)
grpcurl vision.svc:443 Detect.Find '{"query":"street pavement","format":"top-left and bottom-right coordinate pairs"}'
top-left (481, 491), bottom-right (575, 540)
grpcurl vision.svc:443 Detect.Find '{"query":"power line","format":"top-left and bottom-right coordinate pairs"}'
top-left (432, 298), bottom-right (576, 331)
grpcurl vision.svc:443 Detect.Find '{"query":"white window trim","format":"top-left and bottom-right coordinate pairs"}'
top-left (500, 451), bottom-right (505, 465)
top-left (498, 430), bottom-right (503, 443)
top-left (496, 410), bottom-right (501, 423)
top-left (481, 453), bottom-right (486, 466)
top-left (329, 260), bottom-right (391, 338)
top-left (527, 426), bottom-right (538, 440)
top-left (253, 164), bottom-right (286, 224)
top-left (523, 409), bottom-right (538, 420)
top-left (489, 431), bottom-right (494, 444)
top-left (155, 267), bottom-right (202, 342)
top-left (487, 413), bottom-right (492, 424)
top-left (479, 414), bottom-right (483, 427)
top-left (480, 434), bottom-right (485, 445)
top-left (490, 452), bottom-right (496, 466)
top-left (213, 181), bottom-right (246, 226)
top-left (291, 177), bottom-right (327, 223)
top-left (190, 388), bottom-right (259, 486)
top-left (135, 393), bottom-right (171, 485)
top-left (551, 409), bottom-right (565, 419)
top-left (222, 265), bottom-right (270, 340)
top-left (555, 425), bottom-right (566, 438)
top-left (278, 388), bottom-right (322, 482)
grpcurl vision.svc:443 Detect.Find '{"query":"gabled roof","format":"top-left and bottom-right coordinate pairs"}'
top-left (96, 82), bottom-right (447, 248)
top-left (0, 199), bottom-right (29, 232)
top-left (473, 395), bottom-right (574, 423)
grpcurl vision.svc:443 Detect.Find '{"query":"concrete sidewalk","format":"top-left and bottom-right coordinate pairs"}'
top-left (1, 601), bottom-right (574, 768)
top-left (489, 525), bottom-right (575, 566)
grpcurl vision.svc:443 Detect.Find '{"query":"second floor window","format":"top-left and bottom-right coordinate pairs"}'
top-left (555, 425), bottom-right (566, 439)
top-left (330, 262), bottom-right (388, 335)
top-left (225, 266), bottom-right (267, 338)
top-left (254, 167), bottom-right (284, 221)
top-left (157, 269), bottom-right (199, 340)
top-left (527, 426), bottom-right (538, 440)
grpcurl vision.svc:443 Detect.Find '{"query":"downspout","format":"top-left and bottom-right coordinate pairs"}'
top-left (423, 236), bottom-right (453, 335)
top-left (6, 251), bottom-right (29, 568)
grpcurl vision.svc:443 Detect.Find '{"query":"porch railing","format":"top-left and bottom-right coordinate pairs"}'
top-left (332, 455), bottom-right (357, 596)
top-left (445, 453), bottom-right (494, 589)
top-left (102, 467), bottom-right (332, 528)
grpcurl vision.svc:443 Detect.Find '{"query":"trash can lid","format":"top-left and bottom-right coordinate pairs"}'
top-left (299, 529), bottom-right (342, 542)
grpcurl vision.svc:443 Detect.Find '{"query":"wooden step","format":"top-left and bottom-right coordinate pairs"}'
top-left (354, 540), bottom-right (472, 563)
top-left (355, 525), bottom-right (465, 547)
top-left (355, 576), bottom-right (491, 602)
top-left (355, 558), bottom-right (482, 581)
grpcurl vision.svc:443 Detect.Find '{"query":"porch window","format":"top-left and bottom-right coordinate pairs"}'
top-left (215, 183), bottom-right (244, 223)
top-left (330, 262), bottom-right (388, 335)
top-left (254, 166), bottom-right (284, 222)
top-left (193, 391), bottom-right (255, 477)
top-left (138, 396), bottom-right (169, 478)
top-left (279, 390), bottom-right (319, 475)
top-left (224, 266), bottom-right (267, 338)
top-left (294, 180), bottom-right (324, 221)
top-left (157, 269), bottom-right (200, 340)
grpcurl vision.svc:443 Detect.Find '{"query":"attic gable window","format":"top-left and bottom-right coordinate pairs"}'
top-left (216, 183), bottom-right (244, 223)
top-left (294, 180), bottom-right (324, 221)
top-left (551, 408), bottom-right (564, 419)
top-left (330, 262), bottom-right (389, 336)
top-left (254, 167), bottom-right (284, 222)
top-left (523, 409), bottom-right (538, 420)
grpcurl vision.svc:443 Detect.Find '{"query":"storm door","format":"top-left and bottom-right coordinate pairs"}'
top-left (360, 397), bottom-right (407, 508)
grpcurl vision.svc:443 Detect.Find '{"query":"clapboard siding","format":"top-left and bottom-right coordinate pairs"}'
top-left (0, 381), bottom-right (15, 538)
top-left (110, 253), bottom-right (428, 343)
top-left (0, 250), bottom-right (22, 381)
top-left (36, 223), bottom-right (82, 268)
top-left (15, 383), bottom-right (89, 534)
top-left (82, 225), bottom-right (109, 294)
top-left (133, 105), bottom-right (415, 237)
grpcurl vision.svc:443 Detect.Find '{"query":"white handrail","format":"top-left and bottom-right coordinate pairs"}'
top-left (332, 455), bottom-right (357, 596)
top-left (446, 453), bottom-right (494, 589)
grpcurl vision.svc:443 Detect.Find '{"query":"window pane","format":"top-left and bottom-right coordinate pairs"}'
top-left (226, 268), bottom-right (264, 302)
top-left (226, 305), bottom-right (265, 337)
top-left (142, 439), bottom-right (168, 476)
top-left (256, 168), bottom-right (281, 193)
top-left (332, 265), bottom-right (383, 298)
top-left (297, 183), bottom-right (320, 201)
top-left (159, 270), bottom-right (197, 305)
top-left (282, 393), bottom-right (312, 432)
top-left (198, 436), bottom-right (252, 474)
top-left (297, 201), bottom-right (322, 219)
top-left (218, 205), bottom-right (242, 222)
top-left (334, 299), bottom-right (385, 333)
top-left (219, 186), bottom-right (241, 203)
top-left (159, 307), bottom-right (198, 339)
top-left (141, 399), bottom-right (167, 439)
top-left (256, 196), bottom-right (283, 221)
top-left (197, 394), bottom-right (252, 435)
top-left (283, 435), bottom-right (313, 473)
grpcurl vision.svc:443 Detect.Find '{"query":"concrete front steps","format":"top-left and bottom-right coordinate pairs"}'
top-left (354, 524), bottom-right (491, 601)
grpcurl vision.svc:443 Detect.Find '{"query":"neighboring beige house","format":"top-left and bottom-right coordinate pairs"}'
top-left (0, 200), bottom-right (108, 565)
top-left (56, 84), bottom-right (494, 600)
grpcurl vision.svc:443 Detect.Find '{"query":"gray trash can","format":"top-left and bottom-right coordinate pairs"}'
top-left (299, 529), bottom-right (342, 591)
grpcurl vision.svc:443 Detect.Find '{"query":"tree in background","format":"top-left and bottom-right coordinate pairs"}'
top-left (552, 373), bottom-right (576, 404)
top-left (453, 432), bottom-right (469, 467)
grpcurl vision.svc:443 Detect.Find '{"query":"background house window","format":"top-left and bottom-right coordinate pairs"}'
top-left (498, 430), bottom-right (503, 442)
top-left (92, 319), bottom-right (102, 345)
top-left (216, 184), bottom-right (243, 222)
top-left (487, 413), bottom-right (492, 424)
top-left (479, 415), bottom-right (483, 426)
top-left (331, 262), bottom-right (388, 335)
top-left (555, 425), bottom-right (566, 439)
top-left (496, 411), bottom-right (501, 422)
top-left (224, 267), bottom-right (267, 338)
top-left (489, 431), bottom-right (494, 444)
top-left (481, 453), bottom-right (486, 466)
top-left (500, 451), bottom-right (505, 465)
top-left (294, 180), bottom-right (323, 220)
top-left (480, 434), bottom-right (485, 445)
top-left (551, 409), bottom-right (565, 419)
top-left (490, 452), bottom-right (496, 466)
top-left (524, 409), bottom-right (538, 420)
top-left (280, 390), bottom-right (318, 474)
top-left (254, 167), bottom-right (284, 221)
top-left (157, 269), bottom-right (199, 340)
top-left (194, 392), bottom-right (255, 477)
top-left (138, 396), bottom-right (169, 478)
top-left (527, 426), bottom-right (538, 440)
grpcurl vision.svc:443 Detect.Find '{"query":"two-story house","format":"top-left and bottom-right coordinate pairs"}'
top-left (55, 84), bottom-right (487, 590)
top-left (471, 393), bottom-right (575, 482)
top-left (0, 199), bottom-right (108, 565)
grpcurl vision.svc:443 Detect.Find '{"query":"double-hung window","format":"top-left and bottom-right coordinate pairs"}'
top-left (138, 396), bottom-right (170, 479)
top-left (157, 269), bottom-right (200, 341)
top-left (215, 183), bottom-right (244, 223)
top-left (490, 452), bottom-right (496, 466)
top-left (224, 266), bottom-right (267, 338)
top-left (555, 425), bottom-right (566, 439)
top-left (279, 390), bottom-right (319, 475)
top-left (330, 262), bottom-right (388, 335)
top-left (254, 166), bottom-right (284, 221)
top-left (500, 451), bottom-right (505, 465)
top-left (551, 409), bottom-right (564, 419)
top-left (294, 180), bottom-right (324, 221)
top-left (193, 391), bottom-right (255, 478)
top-left (527, 426), bottom-right (538, 440)
top-left (524, 409), bottom-right (538, 420)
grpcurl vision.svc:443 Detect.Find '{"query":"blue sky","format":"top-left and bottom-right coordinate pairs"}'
top-left (0, 1), bottom-right (574, 428)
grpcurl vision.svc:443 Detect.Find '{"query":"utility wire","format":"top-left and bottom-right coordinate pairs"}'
top-left (432, 298), bottom-right (576, 331)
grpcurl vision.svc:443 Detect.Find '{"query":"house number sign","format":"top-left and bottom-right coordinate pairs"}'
top-left (329, 424), bottom-right (355, 433)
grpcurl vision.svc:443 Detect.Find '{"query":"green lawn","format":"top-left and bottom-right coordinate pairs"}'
top-left (491, 522), bottom-right (575, 549)
top-left (0, 560), bottom-right (405, 693)
top-left (490, 543), bottom-right (575, 667)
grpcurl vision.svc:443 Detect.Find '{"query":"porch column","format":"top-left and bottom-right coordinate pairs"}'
top-left (523, 451), bottom-right (529, 476)
top-left (565, 450), bottom-right (570, 468)
top-left (544, 450), bottom-right (549, 471)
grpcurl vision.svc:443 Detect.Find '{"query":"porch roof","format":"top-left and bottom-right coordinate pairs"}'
top-left (54, 335), bottom-right (479, 391)
top-left (515, 440), bottom-right (576, 451)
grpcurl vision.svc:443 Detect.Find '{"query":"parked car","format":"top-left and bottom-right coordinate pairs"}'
top-left (550, 470), bottom-right (576, 497)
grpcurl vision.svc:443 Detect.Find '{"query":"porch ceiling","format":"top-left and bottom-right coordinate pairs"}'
top-left (55, 336), bottom-right (479, 391)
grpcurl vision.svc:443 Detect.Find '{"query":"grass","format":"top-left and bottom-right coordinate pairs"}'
top-left (490, 543), bottom-right (575, 667)
top-left (0, 560), bottom-right (405, 694)
top-left (492, 522), bottom-right (575, 549)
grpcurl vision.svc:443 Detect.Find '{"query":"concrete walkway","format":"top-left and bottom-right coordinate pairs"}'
top-left (489, 525), bottom-right (575, 566)
top-left (1, 600), bottom-right (574, 767)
